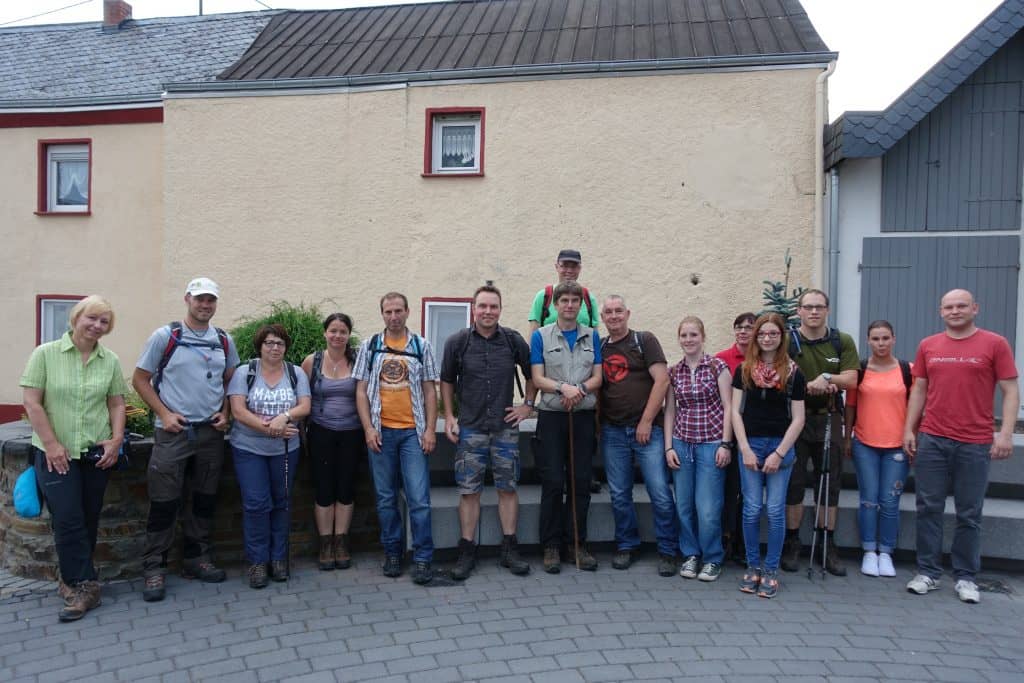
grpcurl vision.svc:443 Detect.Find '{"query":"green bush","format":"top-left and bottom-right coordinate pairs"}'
top-left (230, 301), bottom-right (358, 365)
top-left (125, 385), bottom-right (154, 437)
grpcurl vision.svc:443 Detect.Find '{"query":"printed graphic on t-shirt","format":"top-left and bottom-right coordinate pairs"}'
top-left (379, 341), bottom-right (415, 429)
top-left (249, 385), bottom-right (296, 418)
top-left (603, 353), bottom-right (630, 384)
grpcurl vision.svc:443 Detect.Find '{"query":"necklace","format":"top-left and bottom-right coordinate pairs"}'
top-left (325, 350), bottom-right (347, 377)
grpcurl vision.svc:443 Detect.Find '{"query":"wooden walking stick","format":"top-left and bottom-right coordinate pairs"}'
top-left (568, 408), bottom-right (581, 570)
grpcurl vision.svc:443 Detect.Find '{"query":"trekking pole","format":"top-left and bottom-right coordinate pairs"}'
top-left (283, 433), bottom-right (291, 580)
top-left (807, 459), bottom-right (825, 581)
top-left (819, 399), bottom-right (834, 580)
top-left (567, 408), bottom-right (581, 571)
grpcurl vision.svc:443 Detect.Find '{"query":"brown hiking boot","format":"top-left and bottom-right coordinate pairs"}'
top-left (57, 579), bottom-right (74, 601)
top-left (248, 563), bottom-right (269, 589)
top-left (182, 560), bottom-right (226, 583)
top-left (142, 574), bottom-right (165, 602)
top-left (567, 544), bottom-right (598, 571)
top-left (334, 534), bottom-right (351, 569)
top-left (58, 581), bottom-right (100, 622)
top-left (319, 535), bottom-right (335, 571)
top-left (543, 546), bottom-right (561, 574)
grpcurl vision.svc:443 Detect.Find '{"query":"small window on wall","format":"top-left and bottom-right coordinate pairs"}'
top-left (38, 140), bottom-right (91, 214)
top-left (422, 298), bottom-right (472, 354)
top-left (424, 108), bottom-right (484, 176)
top-left (38, 296), bottom-right (84, 344)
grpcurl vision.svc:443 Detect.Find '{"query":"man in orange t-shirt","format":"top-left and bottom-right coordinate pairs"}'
top-left (903, 289), bottom-right (1019, 604)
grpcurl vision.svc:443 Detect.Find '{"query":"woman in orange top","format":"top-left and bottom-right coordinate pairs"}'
top-left (843, 320), bottom-right (912, 578)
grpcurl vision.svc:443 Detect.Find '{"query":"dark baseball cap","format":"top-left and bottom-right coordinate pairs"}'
top-left (556, 249), bottom-right (582, 263)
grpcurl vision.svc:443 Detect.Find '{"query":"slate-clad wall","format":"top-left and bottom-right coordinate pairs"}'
top-left (881, 31), bottom-right (1024, 232)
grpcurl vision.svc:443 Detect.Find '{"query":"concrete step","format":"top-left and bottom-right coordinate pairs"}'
top-left (413, 484), bottom-right (1024, 562)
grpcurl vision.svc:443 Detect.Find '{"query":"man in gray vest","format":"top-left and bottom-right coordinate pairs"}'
top-left (530, 280), bottom-right (603, 573)
top-left (133, 277), bottom-right (240, 602)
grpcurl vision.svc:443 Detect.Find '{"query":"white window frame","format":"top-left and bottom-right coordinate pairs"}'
top-left (46, 143), bottom-right (90, 213)
top-left (39, 297), bottom-right (82, 343)
top-left (431, 114), bottom-right (481, 174)
top-left (423, 299), bottom-right (472, 354)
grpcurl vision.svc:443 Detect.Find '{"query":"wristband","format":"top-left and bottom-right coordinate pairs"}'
top-left (665, 447), bottom-right (674, 454)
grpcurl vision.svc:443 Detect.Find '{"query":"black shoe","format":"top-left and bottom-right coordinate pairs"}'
top-left (780, 533), bottom-right (801, 573)
top-left (451, 538), bottom-right (476, 581)
top-left (657, 554), bottom-right (677, 577)
top-left (500, 535), bottom-right (531, 576)
top-left (383, 555), bottom-right (402, 578)
top-left (142, 574), bottom-right (165, 602)
top-left (182, 560), bottom-right (227, 583)
top-left (818, 532), bottom-right (847, 577)
top-left (270, 560), bottom-right (289, 582)
top-left (412, 561), bottom-right (434, 585)
top-left (248, 563), bottom-right (269, 589)
top-left (589, 478), bottom-right (602, 494)
top-left (612, 550), bottom-right (633, 570)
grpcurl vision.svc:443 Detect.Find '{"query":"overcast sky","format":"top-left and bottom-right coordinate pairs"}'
top-left (0, 0), bottom-right (1006, 118)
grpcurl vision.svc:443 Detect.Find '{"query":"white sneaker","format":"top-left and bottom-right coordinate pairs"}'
top-left (861, 551), bottom-right (879, 577)
top-left (877, 553), bottom-right (896, 577)
top-left (955, 579), bottom-right (980, 604)
top-left (906, 574), bottom-right (940, 595)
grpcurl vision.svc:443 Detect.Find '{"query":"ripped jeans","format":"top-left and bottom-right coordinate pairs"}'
top-left (851, 438), bottom-right (909, 554)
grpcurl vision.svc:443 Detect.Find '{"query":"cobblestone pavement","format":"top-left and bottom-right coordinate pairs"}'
top-left (1, 552), bottom-right (1022, 683)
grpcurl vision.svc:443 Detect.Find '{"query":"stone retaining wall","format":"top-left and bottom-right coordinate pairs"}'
top-left (0, 423), bottom-right (379, 581)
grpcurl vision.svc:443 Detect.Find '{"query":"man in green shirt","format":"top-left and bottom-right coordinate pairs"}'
top-left (527, 249), bottom-right (600, 334)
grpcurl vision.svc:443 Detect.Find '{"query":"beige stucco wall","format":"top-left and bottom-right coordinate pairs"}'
top-left (0, 121), bottom-right (163, 406)
top-left (152, 67), bottom-right (819, 367)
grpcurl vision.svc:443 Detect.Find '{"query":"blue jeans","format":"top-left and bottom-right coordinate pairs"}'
top-left (369, 428), bottom-right (434, 563)
top-left (601, 424), bottom-right (676, 556)
top-left (672, 439), bottom-right (725, 563)
top-left (914, 432), bottom-right (990, 580)
top-left (738, 437), bottom-right (795, 571)
top-left (851, 438), bottom-right (908, 554)
top-left (232, 445), bottom-right (299, 564)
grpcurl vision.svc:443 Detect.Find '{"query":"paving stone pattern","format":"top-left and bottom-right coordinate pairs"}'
top-left (1, 553), bottom-right (1022, 683)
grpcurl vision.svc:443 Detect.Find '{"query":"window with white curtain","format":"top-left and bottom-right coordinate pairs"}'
top-left (45, 143), bottom-right (90, 212)
top-left (423, 300), bottom-right (472, 355)
top-left (428, 110), bottom-right (483, 175)
top-left (39, 297), bottom-right (81, 343)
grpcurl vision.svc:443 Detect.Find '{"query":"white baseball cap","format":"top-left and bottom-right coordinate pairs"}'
top-left (185, 277), bottom-right (220, 298)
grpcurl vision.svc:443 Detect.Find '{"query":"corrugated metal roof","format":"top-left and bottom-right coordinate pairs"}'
top-left (219, 0), bottom-right (831, 82)
top-left (825, 0), bottom-right (1024, 169)
top-left (0, 11), bottom-right (280, 108)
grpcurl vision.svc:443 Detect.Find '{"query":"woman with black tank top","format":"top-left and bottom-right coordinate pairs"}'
top-left (301, 313), bottom-right (365, 570)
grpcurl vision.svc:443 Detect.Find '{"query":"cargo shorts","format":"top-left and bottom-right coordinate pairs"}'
top-left (454, 427), bottom-right (520, 494)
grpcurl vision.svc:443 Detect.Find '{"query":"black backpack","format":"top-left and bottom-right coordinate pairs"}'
top-left (737, 362), bottom-right (799, 419)
top-left (452, 326), bottom-right (525, 398)
top-left (857, 359), bottom-right (913, 398)
top-left (244, 358), bottom-right (299, 394)
top-left (539, 284), bottom-right (596, 327)
top-left (367, 333), bottom-right (423, 367)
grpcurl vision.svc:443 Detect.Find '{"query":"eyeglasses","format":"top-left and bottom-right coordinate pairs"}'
top-left (734, 325), bottom-right (754, 332)
top-left (756, 331), bottom-right (782, 339)
top-left (800, 304), bottom-right (827, 312)
top-left (263, 340), bottom-right (286, 348)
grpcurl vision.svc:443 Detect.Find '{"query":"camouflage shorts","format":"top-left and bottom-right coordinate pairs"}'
top-left (455, 427), bottom-right (520, 494)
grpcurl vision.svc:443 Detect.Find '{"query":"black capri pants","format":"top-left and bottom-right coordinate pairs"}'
top-left (306, 422), bottom-right (365, 506)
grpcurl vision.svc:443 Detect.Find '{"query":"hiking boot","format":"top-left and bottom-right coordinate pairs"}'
top-left (334, 534), bottom-right (351, 569)
top-left (821, 534), bottom-right (846, 576)
top-left (58, 581), bottom-right (101, 622)
top-left (906, 574), bottom-right (940, 595)
top-left (248, 563), bottom-right (269, 589)
top-left (589, 477), bottom-right (602, 493)
top-left (612, 550), bottom-right (633, 570)
top-left (383, 555), bottom-right (402, 578)
top-left (142, 574), bottom-right (165, 602)
top-left (739, 567), bottom-right (761, 594)
top-left (412, 561), bottom-right (434, 585)
top-left (567, 545), bottom-right (598, 571)
top-left (500, 535), bottom-right (531, 576)
top-left (757, 570), bottom-right (780, 599)
top-left (780, 533), bottom-right (801, 572)
top-left (955, 579), bottom-right (981, 604)
top-left (657, 554), bottom-right (677, 577)
top-left (698, 562), bottom-right (723, 582)
top-left (182, 560), bottom-right (227, 583)
top-left (679, 555), bottom-right (699, 579)
top-left (57, 579), bottom-right (74, 601)
top-left (318, 535), bottom-right (335, 571)
top-left (451, 538), bottom-right (477, 581)
top-left (270, 560), bottom-right (289, 582)
top-left (543, 546), bottom-right (561, 574)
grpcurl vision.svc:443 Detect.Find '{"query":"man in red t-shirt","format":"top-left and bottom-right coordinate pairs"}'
top-left (903, 289), bottom-right (1019, 604)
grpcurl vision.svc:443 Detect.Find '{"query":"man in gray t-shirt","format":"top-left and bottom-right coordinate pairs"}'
top-left (132, 277), bottom-right (240, 602)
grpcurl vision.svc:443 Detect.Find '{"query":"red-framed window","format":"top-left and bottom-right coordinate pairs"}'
top-left (37, 138), bottom-right (92, 215)
top-left (422, 107), bottom-right (485, 177)
top-left (421, 297), bottom-right (473, 352)
top-left (36, 294), bottom-right (85, 344)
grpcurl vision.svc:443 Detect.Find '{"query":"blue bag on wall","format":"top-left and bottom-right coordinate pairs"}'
top-left (13, 467), bottom-right (41, 518)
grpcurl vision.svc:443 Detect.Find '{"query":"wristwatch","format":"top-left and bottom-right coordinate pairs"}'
top-left (822, 372), bottom-right (833, 384)
top-left (525, 399), bottom-right (535, 408)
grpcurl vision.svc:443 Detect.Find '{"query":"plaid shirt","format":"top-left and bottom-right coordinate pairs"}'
top-left (669, 354), bottom-right (728, 443)
top-left (352, 330), bottom-right (439, 437)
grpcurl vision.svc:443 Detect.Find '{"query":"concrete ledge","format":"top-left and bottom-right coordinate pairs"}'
top-left (418, 484), bottom-right (1024, 561)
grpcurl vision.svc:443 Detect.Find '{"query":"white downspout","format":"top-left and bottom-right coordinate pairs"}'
top-left (813, 60), bottom-right (837, 288)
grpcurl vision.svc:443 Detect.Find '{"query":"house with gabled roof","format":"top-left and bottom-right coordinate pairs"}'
top-left (0, 1), bottom-right (279, 417)
top-left (825, 0), bottom-right (1023, 392)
